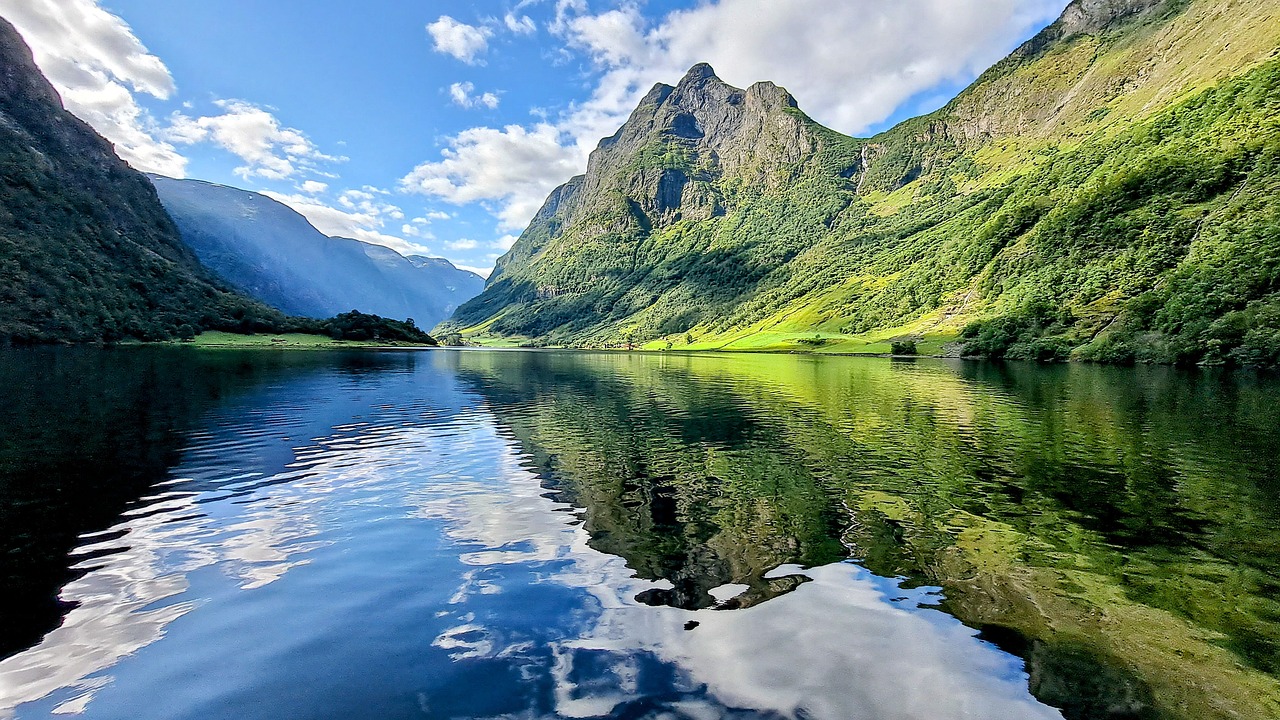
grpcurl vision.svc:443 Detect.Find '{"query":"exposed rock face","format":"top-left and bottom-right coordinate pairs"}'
top-left (1057, 0), bottom-right (1168, 36)
top-left (489, 174), bottom-right (584, 282)
top-left (575, 64), bottom-right (815, 228)
top-left (481, 63), bottom-right (829, 293)
top-left (857, 0), bottom-right (1181, 174)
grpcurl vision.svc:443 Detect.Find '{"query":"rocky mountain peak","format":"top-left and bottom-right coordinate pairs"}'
top-left (746, 80), bottom-right (799, 111)
top-left (678, 62), bottom-right (720, 86)
top-left (487, 63), bottom-right (822, 286)
top-left (1059, 0), bottom-right (1166, 35)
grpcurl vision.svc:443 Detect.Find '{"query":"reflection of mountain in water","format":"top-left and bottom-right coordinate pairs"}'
top-left (453, 351), bottom-right (849, 612)
top-left (0, 349), bottom-right (1064, 720)
top-left (452, 350), bottom-right (1280, 720)
top-left (3, 349), bottom-right (1279, 720)
top-left (0, 349), bottom-right (484, 717)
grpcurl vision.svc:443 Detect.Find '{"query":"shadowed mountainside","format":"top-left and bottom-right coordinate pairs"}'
top-left (0, 17), bottom-right (287, 343)
top-left (149, 176), bottom-right (484, 329)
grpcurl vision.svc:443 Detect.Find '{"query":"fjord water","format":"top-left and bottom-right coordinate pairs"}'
top-left (1, 350), bottom-right (1278, 720)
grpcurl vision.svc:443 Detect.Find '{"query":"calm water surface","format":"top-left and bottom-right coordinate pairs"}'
top-left (0, 348), bottom-right (1278, 720)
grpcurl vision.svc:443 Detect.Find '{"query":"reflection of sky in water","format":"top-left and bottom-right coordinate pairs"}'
top-left (0, 354), bottom-right (1060, 720)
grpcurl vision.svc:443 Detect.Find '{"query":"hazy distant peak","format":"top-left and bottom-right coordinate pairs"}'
top-left (150, 177), bottom-right (485, 327)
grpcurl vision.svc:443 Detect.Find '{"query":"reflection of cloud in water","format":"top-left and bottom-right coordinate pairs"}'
top-left (0, 479), bottom-right (326, 716)
top-left (0, 373), bottom-right (1060, 720)
top-left (633, 564), bottom-right (1060, 720)
top-left (421, 444), bottom-right (1062, 720)
top-left (0, 403), bottom-right (459, 717)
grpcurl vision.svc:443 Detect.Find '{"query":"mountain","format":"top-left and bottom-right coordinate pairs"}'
top-left (148, 177), bottom-right (484, 328)
top-left (447, 0), bottom-right (1280, 366)
top-left (0, 17), bottom-right (284, 343)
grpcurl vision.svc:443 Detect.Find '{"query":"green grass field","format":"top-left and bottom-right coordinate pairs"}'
top-left (162, 331), bottom-right (436, 350)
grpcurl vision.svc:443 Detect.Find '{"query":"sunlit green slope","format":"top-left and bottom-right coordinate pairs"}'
top-left (446, 0), bottom-right (1280, 366)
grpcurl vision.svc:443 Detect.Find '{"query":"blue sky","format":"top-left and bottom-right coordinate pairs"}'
top-left (2, 0), bottom-right (1066, 276)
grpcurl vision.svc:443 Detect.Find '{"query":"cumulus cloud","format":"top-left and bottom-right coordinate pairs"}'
top-left (401, 223), bottom-right (435, 240)
top-left (400, 123), bottom-right (582, 231)
top-left (403, 0), bottom-right (1063, 233)
top-left (504, 13), bottom-right (537, 35)
top-left (300, 180), bottom-right (328, 194)
top-left (167, 100), bottom-right (344, 181)
top-left (653, 0), bottom-right (1065, 131)
top-left (548, 0), bottom-right (1067, 143)
top-left (448, 82), bottom-right (500, 110)
top-left (262, 190), bottom-right (431, 258)
top-left (427, 16), bottom-right (492, 64)
top-left (0, 0), bottom-right (188, 175)
top-left (446, 239), bottom-right (479, 251)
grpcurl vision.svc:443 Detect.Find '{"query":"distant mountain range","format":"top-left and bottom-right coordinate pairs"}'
top-left (148, 177), bottom-right (484, 329)
top-left (0, 14), bottom-right (465, 344)
top-left (0, 17), bottom-right (282, 343)
top-left (447, 0), bottom-right (1280, 366)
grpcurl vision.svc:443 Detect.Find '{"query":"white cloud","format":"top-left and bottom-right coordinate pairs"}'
top-left (549, 0), bottom-right (588, 35)
top-left (504, 13), bottom-right (537, 35)
top-left (455, 265), bottom-right (492, 279)
top-left (401, 223), bottom-right (435, 240)
top-left (642, 0), bottom-right (1065, 132)
top-left (300, 180), bottom-right (328, 194)
top-left (446, 239), bottom-right (479, 251)
top-left (403, 0), bottom-right (1063, 233)
top-left (563, 7), bottom-right (649, 67)
top-left (427, 16), bottom-right (492, 64)
top-left (448, 82), bottom-right (501, 110)
top-left (0, 0), bottom-right (188, 176)
top-left (167, 100), bottom-right (343, 181)
top-left (547, 0), bottom-right (1066, 141)
top-left (262, 190), bottom-right (431, 258)
top-left (493, 234), bottom-right (519, 251)
top-left (400, 123), bottom-right (582, 231)
top-left (338, 188), bottom-right (375, 205)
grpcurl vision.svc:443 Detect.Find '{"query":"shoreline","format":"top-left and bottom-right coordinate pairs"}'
top-left (4, 338), bottom-right (1270, 372)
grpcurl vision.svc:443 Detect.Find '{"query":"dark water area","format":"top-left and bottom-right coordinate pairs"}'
top-left (0, 348), bottom-right (1277, 720)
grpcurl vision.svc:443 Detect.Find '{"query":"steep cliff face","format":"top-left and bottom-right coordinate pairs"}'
top-left (449, 0), bottom-right (1280, 366)
top-left (569, 63), bottom-right (820, 228)
top-left (489, 62), bottom-right (832, 286)
top-left (1056, 0), bottom-right (1168, 36)
top-left (0, 17), bottom-right (279, 342)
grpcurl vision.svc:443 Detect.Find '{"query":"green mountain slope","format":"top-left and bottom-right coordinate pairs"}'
top-left (447, 0), bottom-right (1280, 366)
top-left (0, 17), bottom-right (282, 343)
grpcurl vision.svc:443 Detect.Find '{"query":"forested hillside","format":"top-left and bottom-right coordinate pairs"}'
top-left (446, 0), bottom-right (1280, 366)
top-left (0, 18), bottom-right (285, 343)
